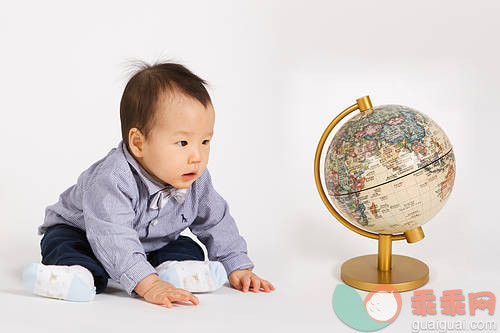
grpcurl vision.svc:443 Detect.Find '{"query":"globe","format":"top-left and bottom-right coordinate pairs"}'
top-left (324, 104), bottom-right (456, 235)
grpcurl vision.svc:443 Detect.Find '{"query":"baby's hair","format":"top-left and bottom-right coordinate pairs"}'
top-left (119, 59), bottom-right (212, 150)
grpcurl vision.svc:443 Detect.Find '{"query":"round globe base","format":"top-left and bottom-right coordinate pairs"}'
top-left (341, 254), bottom-right (429, 292)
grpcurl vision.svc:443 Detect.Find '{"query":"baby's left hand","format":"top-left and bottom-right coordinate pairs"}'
top-left (228, 268), bottom-right (275, 293)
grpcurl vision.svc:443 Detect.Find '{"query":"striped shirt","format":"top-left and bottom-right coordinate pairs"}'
top-left (38, 140), bottom-right (254, 295)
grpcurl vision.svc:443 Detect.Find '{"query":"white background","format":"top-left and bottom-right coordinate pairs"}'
top-left (1, 1), bottom-right (499, 332)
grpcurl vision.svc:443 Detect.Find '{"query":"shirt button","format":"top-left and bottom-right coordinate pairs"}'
top-left (152, 219), bottom-right (159, 226)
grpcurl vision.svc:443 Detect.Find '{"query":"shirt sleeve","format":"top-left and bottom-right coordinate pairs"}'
top-left (189, 169), bottom-right (254, 275)
top-left (82, 169), bottom-right (158, 296)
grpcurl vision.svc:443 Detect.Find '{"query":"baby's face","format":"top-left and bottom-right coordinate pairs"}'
top-left (133, 91), bottom-right (215, 189)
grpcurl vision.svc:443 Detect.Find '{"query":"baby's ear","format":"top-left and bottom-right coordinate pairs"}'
top-left (128, 128), bottom-right (145, 157)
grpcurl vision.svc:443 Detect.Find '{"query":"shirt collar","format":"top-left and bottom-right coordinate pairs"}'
top-left (119, 140), bottom-right (189, 202)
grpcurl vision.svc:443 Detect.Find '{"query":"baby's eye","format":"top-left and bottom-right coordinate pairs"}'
top-left (202, 140), bottom-right (210, 145)
top-left (176, 141), bottom-right (188, 147)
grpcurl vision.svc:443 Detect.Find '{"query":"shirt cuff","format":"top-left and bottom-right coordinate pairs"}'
top-left (220, 253), bottom-right (255, 275)
top-left (119, 259), bottom-right (158, 296)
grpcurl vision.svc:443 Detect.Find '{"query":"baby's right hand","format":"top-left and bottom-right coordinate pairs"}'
top-left (138, 274), bottom-right (199, 308)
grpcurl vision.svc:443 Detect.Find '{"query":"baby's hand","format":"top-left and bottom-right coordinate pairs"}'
top-left (137, 274), bottom-right (199, 308)
top-left (228, 268), bottom-right (275, 293)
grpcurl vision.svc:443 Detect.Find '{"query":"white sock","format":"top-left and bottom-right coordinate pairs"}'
top-left (22, 263), bottom-right (96, 302)
top-left (155, 260), bottom-right (227, 293)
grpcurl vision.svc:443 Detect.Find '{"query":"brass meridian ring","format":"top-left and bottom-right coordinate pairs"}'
top-left (313, 100), bottom-right (406, 241)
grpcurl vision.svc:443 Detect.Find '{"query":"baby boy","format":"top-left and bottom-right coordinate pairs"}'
top-left (22, 61), bottom-right (274, 307)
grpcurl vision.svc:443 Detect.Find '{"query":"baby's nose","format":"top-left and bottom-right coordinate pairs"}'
top-left (188, 150), bottom-right (201, 163)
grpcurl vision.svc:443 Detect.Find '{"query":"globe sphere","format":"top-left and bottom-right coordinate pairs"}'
top-left (324, 104), bottom-right (455, 234)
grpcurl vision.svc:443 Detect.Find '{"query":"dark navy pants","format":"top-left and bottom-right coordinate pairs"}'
top-left (40, 224), bottom-right (205, 294)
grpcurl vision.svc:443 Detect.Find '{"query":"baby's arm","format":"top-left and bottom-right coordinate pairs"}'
top-left (189, 169), bottom-right (275, 292)
top-left (189, 169), bottom-right (253, 273)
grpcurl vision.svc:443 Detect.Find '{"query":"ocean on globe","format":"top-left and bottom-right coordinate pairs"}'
top-left (324, 104), bottom-right (455, 234)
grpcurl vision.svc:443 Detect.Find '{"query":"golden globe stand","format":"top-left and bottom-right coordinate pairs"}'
top-left (314, 95), bottom-right (429, 292)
